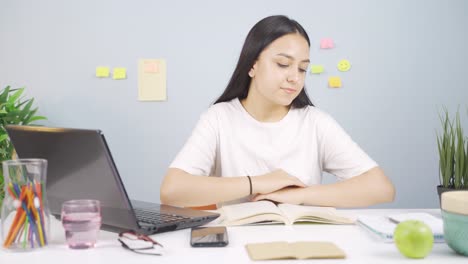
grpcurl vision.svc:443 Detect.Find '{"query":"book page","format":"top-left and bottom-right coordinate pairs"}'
top-left (278, 204), bottom-right (355, 224)
top-left (220, 201), bottom-right (287, 226)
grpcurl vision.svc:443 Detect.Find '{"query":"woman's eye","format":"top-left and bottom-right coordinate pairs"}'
top-left (277, 63), bottom-right (289, 68)
top-left (299, 68), bottom-right (307, 73)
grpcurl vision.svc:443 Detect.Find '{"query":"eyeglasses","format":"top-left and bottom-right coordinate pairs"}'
top-left (118, 231), bottom-right (164, 255)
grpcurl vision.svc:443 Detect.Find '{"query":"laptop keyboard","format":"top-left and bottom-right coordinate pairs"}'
top-left (134, 208), bottom-right (190, 225)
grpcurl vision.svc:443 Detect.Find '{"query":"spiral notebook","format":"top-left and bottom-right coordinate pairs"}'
top-left (357, 213), bottom-right (444, 243)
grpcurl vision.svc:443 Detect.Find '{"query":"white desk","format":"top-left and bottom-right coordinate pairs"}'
top-left (1, 209), bottom-right (466, 263)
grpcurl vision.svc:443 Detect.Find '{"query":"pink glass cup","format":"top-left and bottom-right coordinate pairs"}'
top-left (61, 200), bottom-right (102, 249)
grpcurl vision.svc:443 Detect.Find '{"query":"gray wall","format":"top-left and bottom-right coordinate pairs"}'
top-left (1, 0), bottom-right (467, 208)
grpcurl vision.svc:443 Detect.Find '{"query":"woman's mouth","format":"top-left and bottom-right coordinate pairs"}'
top-left (281, 88), bottom-right (297, 94)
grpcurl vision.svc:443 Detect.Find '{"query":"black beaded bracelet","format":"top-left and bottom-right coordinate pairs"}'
top-left (247, 175), bottom-right (252, 195)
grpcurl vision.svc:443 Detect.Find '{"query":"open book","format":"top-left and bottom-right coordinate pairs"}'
top-left (217, 201), bottom-right (355, 226)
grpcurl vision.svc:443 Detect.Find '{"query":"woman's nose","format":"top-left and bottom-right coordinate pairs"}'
top-left (287, 69), bottom-right (299, 83)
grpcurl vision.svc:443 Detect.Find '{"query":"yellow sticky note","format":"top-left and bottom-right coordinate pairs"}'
top-left (328, 76), bottom-right (342, 88)
top-left (113, 68), bottom-right (127, 80)
top-left (138, 59), bottom-right (167, 101)
top-left (310, 65), bottom-right (324, 74)
top-left (337, 59), bottom-right (351, 72)
top-left (96, 66), bottom-right (110, 78)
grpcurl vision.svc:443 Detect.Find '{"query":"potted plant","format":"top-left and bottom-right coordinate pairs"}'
top-left (436, 108), bottom-right (468, 202)
top-left (0, 86), bottom-right (47, 207)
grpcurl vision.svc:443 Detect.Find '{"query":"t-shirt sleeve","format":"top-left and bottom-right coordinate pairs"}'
top-left (169, 110), bottom-right (218, 176)
top-left (318, 113), bottom-right (378, 180)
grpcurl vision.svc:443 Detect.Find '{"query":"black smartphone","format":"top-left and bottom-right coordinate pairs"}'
top-left (190, 226), bottom-right (229, 247)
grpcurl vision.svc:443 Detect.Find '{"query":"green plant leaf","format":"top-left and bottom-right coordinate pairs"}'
top-left (437, 107), bottom-right (455, 188)
top-left (18, 99), bottom-right (34, 122)
top-left (22, 107), bottom-right (37, 122)
top-left (16, 98), bottom-right (30, 108)
top-left (0, 85), bottom-right (47, 196)
top-left (0, 86), bottom-right (10, 103)
top-left (0, 147), bottom-right (9, 156)
top-left (0, 133), bottom-right (8, 143)
top-left (25, 115), bottom-right (47, 124)
top-left (7, 88), bottom-right (24, 105)
top-left (465, 138), bottom-right (468, 189)
top-left (454, 110), bottom-right (465, 189)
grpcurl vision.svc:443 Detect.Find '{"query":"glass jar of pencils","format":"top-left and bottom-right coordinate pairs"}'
top-left (1, 159), bottom-right (50, 251)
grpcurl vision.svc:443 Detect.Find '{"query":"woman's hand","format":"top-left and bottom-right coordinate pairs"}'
top-left (251, 169), bottom-right (306, 194)
top-left (252, 186), bottom-right (305, 205)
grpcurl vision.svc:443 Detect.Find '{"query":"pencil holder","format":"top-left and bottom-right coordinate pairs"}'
top-left (1, 159), bottom-right (50, 251)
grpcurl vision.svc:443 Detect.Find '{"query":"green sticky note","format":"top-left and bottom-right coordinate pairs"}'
top-left (96, 66), bottom-right (110, 78)
top-left (113, 68), bottom-right (127, 80)
top-left (310, 65), bottom-right (324, 74)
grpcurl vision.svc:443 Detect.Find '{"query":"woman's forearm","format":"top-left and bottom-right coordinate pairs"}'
top-left (160, 168), bottom-right (306, 207)
top-left (301, 167), bottom-right (395, 207)
top-left (160, 168), bottom-right (251, 207)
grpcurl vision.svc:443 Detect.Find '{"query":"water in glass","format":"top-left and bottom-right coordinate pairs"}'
top-left (61, 200), bottom-right (101, 249)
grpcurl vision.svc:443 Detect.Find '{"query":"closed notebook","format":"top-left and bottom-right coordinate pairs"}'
top-left (245, 241), bottom-right (346, 260)
top-left (218, 201), bottom-right (354, 226)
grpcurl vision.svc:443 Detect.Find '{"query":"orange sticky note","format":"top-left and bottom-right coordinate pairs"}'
top-left (328, 76), bottom-right (342, 88)
top-left (144, 61), bottom-right (159, 73)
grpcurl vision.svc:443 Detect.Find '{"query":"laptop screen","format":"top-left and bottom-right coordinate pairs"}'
top-left (5, 125), bottom-right (139, 231)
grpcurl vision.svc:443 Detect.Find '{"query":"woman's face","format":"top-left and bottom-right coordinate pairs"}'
top-left (249, 33), bottom-right (310, 107)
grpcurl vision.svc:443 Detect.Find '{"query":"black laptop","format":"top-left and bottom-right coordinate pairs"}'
top-left (5, 125), bottom-right (219, 234)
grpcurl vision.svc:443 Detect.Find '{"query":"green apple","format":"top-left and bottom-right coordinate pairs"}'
top-left (394, 220), bottom-right (434, 258)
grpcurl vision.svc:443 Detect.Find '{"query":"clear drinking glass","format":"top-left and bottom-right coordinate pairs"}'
top-left (1, 159), bottom-right (50, 251)
top-left (61, 199), bottom-right (101, 249)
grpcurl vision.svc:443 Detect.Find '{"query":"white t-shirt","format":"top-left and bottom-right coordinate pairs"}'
top-left (170, 98), bottom-right (377, 203)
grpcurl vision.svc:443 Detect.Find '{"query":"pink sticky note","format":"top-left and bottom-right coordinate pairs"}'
top-left (320, 38), bottom-right (334, 49)
top-left (144, 61), bottom-right (159, 73)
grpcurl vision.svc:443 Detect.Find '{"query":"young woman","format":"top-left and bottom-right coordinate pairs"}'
top-left (161, 15), bottom-right (395, 208)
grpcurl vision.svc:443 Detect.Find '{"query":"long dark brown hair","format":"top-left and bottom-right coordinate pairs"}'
top-left (214, 15), bottom-right (314, 108)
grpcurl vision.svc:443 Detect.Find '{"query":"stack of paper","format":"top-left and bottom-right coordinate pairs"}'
top-left (357, 213), bottom-right (444, 243)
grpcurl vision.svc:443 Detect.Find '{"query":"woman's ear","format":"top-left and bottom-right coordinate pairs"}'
top-left (248, 61), bottom-right (258, 78)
